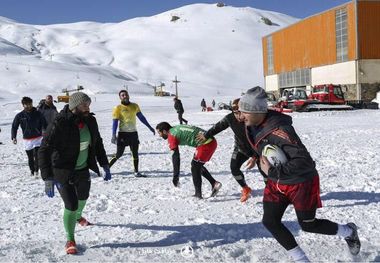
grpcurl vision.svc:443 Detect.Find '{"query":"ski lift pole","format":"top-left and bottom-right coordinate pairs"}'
top-left (172, 76), bottom-right (180, 97)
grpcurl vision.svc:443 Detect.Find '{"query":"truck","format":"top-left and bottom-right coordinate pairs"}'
top-left (277, 85), bottom-right (353, 112)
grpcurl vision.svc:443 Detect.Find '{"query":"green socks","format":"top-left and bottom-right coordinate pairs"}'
top-left (76, 200), bottom-right (87, 221)
top-left (63, 209), bottom-right (76, 241)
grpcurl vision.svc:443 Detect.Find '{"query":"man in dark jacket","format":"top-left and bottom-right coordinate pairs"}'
top-left (12, 96), bottom-right (47, 176)
top-left (38, 92), bottom-right (111, 255)
top-left (196, 98), bottom-right (257, 202)
top-left (37, 94), bottom-right (58, 132)
top-left (173, 97), bottom-right (188, 125)
top-left (239, 86), bottom-right (361, 261)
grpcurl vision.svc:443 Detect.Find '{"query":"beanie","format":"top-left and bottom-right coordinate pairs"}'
top-left (69, 92), bottom-right (91, 110)
top-left (239, 86), bottom-right (268, 113)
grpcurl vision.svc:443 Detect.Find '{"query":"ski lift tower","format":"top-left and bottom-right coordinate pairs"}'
top-left (172, 76), bottom-right (180, 98)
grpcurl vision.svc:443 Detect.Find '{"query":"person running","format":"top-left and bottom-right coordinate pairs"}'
top-left (173, 97), bottom-right (188, 125)
top-left (156, 122), bottom-right (222, 199)
top-left (38, 92), bottom-right (111, 255)
top-left (11, 96), bottom-right (47, 176)
top-left (109, 90), bottom-right (155, 177)
top-left (196, 98), bottom-right (257, 202)
top-left (239, 86), bottom-right (361, 262)
top-left (37, 94), bottom-right (58, 132)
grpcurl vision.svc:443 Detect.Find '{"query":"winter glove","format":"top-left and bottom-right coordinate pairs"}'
top-left (172, 175), bottom-right (179, 187)
top-left (111, 134), bottom-right (117, 144)
top-left (102, 165), bottom-right (111, 181)
top-left (44, 180), bottom-right (55, 198)
top-left (149, 127), bottom-right (155, 135)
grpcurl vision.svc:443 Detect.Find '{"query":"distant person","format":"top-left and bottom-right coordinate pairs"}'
top-left (212, 99), bottom-right (216, 108)
top-left (0, 127), bottom-right (2, 145)
top-left (109, 90), bottom-right (155, 177)
top-left (173, 97), bottom-right (188, 125)
top-left (239, 86), bottom-right (361, 262)
top-left (37, 94), bottom-right (58, 132)
top-left (156, 122), bottom-right (222, 199)
top-left (38, 92), bottom-right (111, 255)
top-left (196, 98), bottom-right (257, 202)
top-left (11, 96), bottom-right (47, 176)
top-left (201, 98), bottom-right (207, 112)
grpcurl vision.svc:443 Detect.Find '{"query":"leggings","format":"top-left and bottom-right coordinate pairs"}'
top-left (109, 143), bottom-right (139, 172)
top-left (230, 149), bottom-right (249, 187)
top-left (262, 201), bottom-right (338, 250)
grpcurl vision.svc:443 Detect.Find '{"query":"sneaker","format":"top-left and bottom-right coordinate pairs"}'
top-left (210, 181), bottom-right (222, 197)
top-left (134, 172), bottom-right (147, 178)
top-left (240, 186), bottom-right (252, 202)
top-left (77, 217), bottom-right (93, 226)
top-left (345, 223), bottom-right (361, 255)
top-left (65, 241), bottom-right (77, 254)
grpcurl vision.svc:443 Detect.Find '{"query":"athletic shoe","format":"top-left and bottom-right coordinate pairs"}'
top-left (210, 181), bottom-right (222, 197)
top-left (240, 186), bottom-right (252, 202)
top-left (65, 241), bottom-right (77, 254)
top-left (134, 172), bottom-right (147, 178)
top-left (77, 217), bottom-right (93, 226)
top-left (345, 223), bottom-right (361, 255)
top-left (193, 193), bottom-right (203, 199)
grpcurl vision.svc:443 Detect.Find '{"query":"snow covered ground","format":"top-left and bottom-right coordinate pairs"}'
top-left (0, 94), bottom-right (379, 262)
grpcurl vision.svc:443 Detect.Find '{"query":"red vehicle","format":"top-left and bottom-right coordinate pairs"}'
top-left (278, 85), bottom-right (353, 112)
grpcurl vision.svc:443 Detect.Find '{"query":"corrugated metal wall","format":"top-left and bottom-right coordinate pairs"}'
top-left (263, 2), bottom-right (356, 76)
top-left (357, 1), bottom-right (380, 59)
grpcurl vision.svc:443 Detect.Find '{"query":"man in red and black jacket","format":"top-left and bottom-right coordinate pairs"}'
top-left (239, 86), bottom-right (361, 261)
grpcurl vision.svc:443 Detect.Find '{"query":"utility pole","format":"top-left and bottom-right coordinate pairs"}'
top-left (172, 76), bottom-right (180, 97)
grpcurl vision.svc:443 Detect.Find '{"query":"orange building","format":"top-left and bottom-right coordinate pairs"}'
top-left (262, 0), bottom-right (380, 101)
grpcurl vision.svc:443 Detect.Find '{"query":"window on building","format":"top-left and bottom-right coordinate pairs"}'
top-left (267, 36), bottom-right (274, 75)
top-left (336, 8), bottom-right (348, 62)
top-left (278, 69), bottom-right (311, 89)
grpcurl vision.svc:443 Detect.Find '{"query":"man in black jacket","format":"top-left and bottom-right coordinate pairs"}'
top-left (38, 92), bottom-right (111, 255)
top-left (12, 96), bottom-right (47, 176)
top-left (239, 86), bottom-right (360, 261)
top-left (173, 97), bottom-right (188, 125)
top-left (196, 98), bottom-right (257, 202)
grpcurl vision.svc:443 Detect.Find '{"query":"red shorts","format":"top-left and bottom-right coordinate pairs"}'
top-left (263, 175), bottom-right (322, 211)
top-left (193, 139), bottom-right (217, 163)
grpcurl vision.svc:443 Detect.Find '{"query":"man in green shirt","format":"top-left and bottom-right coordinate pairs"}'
top-left (156, 122), bottom-right (222, 199)
top-left (39, 92), bottom-right (111, 255)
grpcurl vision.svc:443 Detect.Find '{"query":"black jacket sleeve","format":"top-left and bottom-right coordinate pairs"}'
top-left (93, 119), bottom-right (109, 167)
top-left (203, 115), bottom-right (230, 139)
top-left (38, 119), bottom-right (60, 180)
top-left (172, 148), bottom-right (180, 177)
top-left (11, 114), bottom-right (20, 140)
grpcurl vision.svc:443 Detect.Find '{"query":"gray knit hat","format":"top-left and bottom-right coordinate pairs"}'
top-left (239, 86), bottom-right (268, 113)
top-left (69, 92), bottom-right (91, 110)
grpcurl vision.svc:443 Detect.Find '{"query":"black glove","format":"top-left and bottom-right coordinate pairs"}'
top-left (172, 176), bottom-right (179, 187)
top-left (45, 180), bottom-right (55, 198)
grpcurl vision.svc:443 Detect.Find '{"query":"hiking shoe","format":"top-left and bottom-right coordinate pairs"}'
top-left (240, 186), bottom-right (252, 202)
top-left (65, 241), bottom-right (78, 254)
top-left (210, 181), bottom-right (222, 197)
top-left (345, 223), bottom-right (361, 255)
top-left (77, 217), bottom-right (93, 226)
top-left (134, 172), bottom-right (147, 178)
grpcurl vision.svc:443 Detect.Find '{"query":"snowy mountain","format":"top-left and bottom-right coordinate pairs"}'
top-left (0, 4), bottom-right (298, 100)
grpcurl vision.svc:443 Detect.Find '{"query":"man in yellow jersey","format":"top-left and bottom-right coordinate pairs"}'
top-left (109, 90), bottom-right (155, 177)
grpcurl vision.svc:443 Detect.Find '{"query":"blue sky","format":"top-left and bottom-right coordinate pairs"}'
top-left (1, 0), bottom-right (350, 25)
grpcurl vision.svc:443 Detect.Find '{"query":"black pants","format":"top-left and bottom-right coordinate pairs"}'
top-left (54, 169), bottom-right (91, 211)
top-left (191, 160), bottom-right (216, 195)
top-left (26, 147), bottom-right (39, 174)
top-left (109, 132), bottom-right (139, 172)
top-left (262, 201), bottom-right (338, 250)
top-left (177, 112), bottom-right (188, 125)
top-left (230, 149), bottom-right (249, 187)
